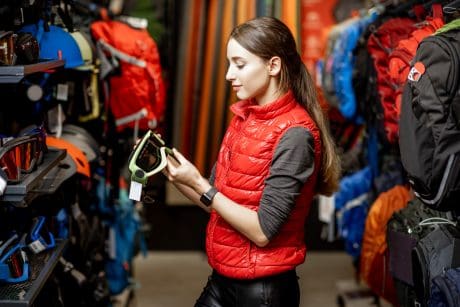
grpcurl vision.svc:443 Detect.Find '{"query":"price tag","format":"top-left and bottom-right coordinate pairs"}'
top-left (129, 181), bottom-right (143, 201)
top-left (318, 195), bottom-right (335, 223)
top-left (56, 83), bottom-right (69, 101)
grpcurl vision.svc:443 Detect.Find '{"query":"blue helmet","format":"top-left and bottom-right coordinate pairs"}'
top-left (20, 20), bottom-right (84, 69)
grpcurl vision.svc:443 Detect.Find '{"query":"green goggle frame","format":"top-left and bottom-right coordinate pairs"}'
top-left (128, 130), bottom-right (173, 185)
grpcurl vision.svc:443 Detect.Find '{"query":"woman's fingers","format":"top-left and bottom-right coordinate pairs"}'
top-left (171, 148), bottom-right (188, 164)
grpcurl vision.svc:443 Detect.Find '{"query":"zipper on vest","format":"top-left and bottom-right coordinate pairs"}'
top-left (224, 117), bottom-right (246, 186)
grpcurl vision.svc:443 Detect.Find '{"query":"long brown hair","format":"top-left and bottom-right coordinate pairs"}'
top-left (230, 16), bottom-right (341, 195)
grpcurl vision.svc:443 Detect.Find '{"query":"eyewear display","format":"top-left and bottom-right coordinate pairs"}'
top-left (129, 130), bottom-right (176, 185)
top-left (0, 126), bottom-right (47, 184)
top-left (0, 234), bottom-right (29, 284)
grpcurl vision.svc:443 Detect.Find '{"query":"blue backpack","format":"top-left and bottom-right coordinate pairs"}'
top-left (335, 166), bottom-right (373, 259)
top-left (95, 177), bottom-right (147, 295)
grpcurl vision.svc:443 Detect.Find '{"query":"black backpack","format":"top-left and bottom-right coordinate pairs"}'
top-left (399, 22), bottom-right (460, 211)
top-left (431, 267), bottom-right (460, 307)
top-left (386, 198), bottom-right (455, 306)
top-left (412, 223), bottom-right (460, 306)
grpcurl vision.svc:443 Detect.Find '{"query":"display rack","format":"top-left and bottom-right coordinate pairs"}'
top-left (0, 239), bottom-right (67, 307)
top-left (0, 60), bottom-right (65, 84)
top-left (1, 149), bottom-right (67, 207)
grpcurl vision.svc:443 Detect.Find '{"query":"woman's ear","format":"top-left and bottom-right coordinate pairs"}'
top-left (268, 56), bottom-right (281, 76)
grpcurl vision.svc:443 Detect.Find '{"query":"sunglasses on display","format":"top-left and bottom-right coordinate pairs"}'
top-left (0, 126), bottom-right (47, 184)
top-left (129, 130), bottom-right (176, 185)
top-left (26, 216), bottom-right (56, 254)
top-left (0, 234), bottom-right (29, 284)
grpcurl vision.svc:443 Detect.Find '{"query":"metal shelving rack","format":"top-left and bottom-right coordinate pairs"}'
top-left (0, 240), bottom-right (67, 307)
top-left (1, 149), bottom-right (67, 207)
top-left (0, 59), bottom-right (65, 84)
top-left (0, 54), bottom-right (70, 306)
top-left (0, 149), bottom-right (75, 305)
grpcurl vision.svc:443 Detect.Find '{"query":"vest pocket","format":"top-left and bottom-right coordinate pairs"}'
top-left (213, 218), bottom-right (251, 268)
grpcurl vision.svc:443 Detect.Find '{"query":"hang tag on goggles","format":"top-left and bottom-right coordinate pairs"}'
top-left (129, 181), bottom-right (143, 201)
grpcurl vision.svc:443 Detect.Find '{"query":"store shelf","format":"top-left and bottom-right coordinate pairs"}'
top-left (32, 153), bottom-right (77, 194)
top-left (0, 60), bottom-right (65, 84)
top-left (1, 149), bottom-right (66, 207)
top-left (0, 239), bottom-right (67, 307)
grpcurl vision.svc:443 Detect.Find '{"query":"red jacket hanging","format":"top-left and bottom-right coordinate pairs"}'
top-left (208, 91), bottom-right (321, 279)
top-left (91, 20), bottom-right (166, 131)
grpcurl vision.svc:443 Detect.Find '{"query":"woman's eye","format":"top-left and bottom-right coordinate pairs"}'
top-left (235, 63), bottom-right (245, 69)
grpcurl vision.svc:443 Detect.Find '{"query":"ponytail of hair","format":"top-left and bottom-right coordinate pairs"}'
top-left (292, 59), bottom-right (341, 196)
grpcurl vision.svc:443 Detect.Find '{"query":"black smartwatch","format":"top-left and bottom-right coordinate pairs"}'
top-left (200, 187), bottom-right (218, 207)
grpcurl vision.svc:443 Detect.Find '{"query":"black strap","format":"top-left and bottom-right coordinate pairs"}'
top-left (451, 87), bottom-right (460, 128)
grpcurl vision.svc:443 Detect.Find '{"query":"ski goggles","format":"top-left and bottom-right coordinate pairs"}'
top-left (0, 234), bottom-right (29, 283)
top-left (0, 31), bottom-right (15, 66)
top-left (129, 130), bottom-right (175, 185)
top-left (0, 127), bottom-right (47, 184)
top-left (26, 216), bottom-right (55, 254)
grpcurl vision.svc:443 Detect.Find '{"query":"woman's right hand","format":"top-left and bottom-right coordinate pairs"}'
top-left (163, 149), bottom-right (210, 194)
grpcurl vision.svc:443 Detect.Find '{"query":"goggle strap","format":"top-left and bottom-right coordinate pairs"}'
top-left (0, 234), bottom-right (19, 257)
top-left (0, 247), bottom-right (28, 282)
top-left (4, 262), bottom-right (29, 283)
top-left (0, 263), bottom-right (9, 279)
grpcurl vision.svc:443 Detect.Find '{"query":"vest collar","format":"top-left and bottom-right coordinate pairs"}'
top-left (230, 91), bottom-right (297, 120)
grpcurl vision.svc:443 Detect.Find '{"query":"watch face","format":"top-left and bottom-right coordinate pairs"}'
top-left (200, 193), bottom-right (212, 206)
top-left (201, 187), bottom-right (217, 206)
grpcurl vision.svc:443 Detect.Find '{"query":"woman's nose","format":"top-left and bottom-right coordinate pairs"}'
top-left (225, 67), bottom-right (234, 81)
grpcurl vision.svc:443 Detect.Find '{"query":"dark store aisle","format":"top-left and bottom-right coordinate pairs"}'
top-left (133, 251), bottom-right (393, 307)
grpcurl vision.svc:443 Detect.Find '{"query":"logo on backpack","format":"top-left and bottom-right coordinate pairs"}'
top-left (407, 62), bottom-right (426, 82)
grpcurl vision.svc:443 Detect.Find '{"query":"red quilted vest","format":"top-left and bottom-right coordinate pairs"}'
top-left (207, 91), bottom-right (321, 279)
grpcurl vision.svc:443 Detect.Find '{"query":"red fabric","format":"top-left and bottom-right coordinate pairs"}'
top-left (91, 20), bottom-right (166, 131)
top-left (367, 18), bottom-right (417, 144)
top-left (360, 185), bottom-right (412, 306)
top-left (389, 8), bottom-right (444, 119)
top-left (207, 91), bottom-right (322, 279)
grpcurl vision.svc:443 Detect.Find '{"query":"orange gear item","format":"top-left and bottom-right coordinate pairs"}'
top-left (360, 185), bottom-right (412, 306)
top-left (46, 136), bottom-right (91, 177)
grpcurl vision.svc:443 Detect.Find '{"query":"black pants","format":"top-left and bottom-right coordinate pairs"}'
top-left (195, 270), bottom-right (300, 307)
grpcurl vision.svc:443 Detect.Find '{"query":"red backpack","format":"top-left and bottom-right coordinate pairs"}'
top-left (367, 17), bottom-right (418, 144)
top-left (91, 20), bottom-right (166, 131)
top-left (388, 5), bottom-right (444, 122)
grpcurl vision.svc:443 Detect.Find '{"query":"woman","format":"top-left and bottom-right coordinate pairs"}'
top-left (163, 16), bottom-right (341, 306)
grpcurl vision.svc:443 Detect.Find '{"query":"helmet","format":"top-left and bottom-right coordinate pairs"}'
top-left (70, 31), bottom-right (96, 71)
top-left (60, 131), bottom-right (99, 163)
top-left (19, 20), bottom-right (84, 68)
top-left (46, 136), bottom-right (90, 177)
top-left (61, 124), bottom-right (100, 162)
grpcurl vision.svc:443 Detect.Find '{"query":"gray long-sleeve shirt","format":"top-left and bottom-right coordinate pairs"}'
top-left (210, 126), bottom-right (315, 240)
